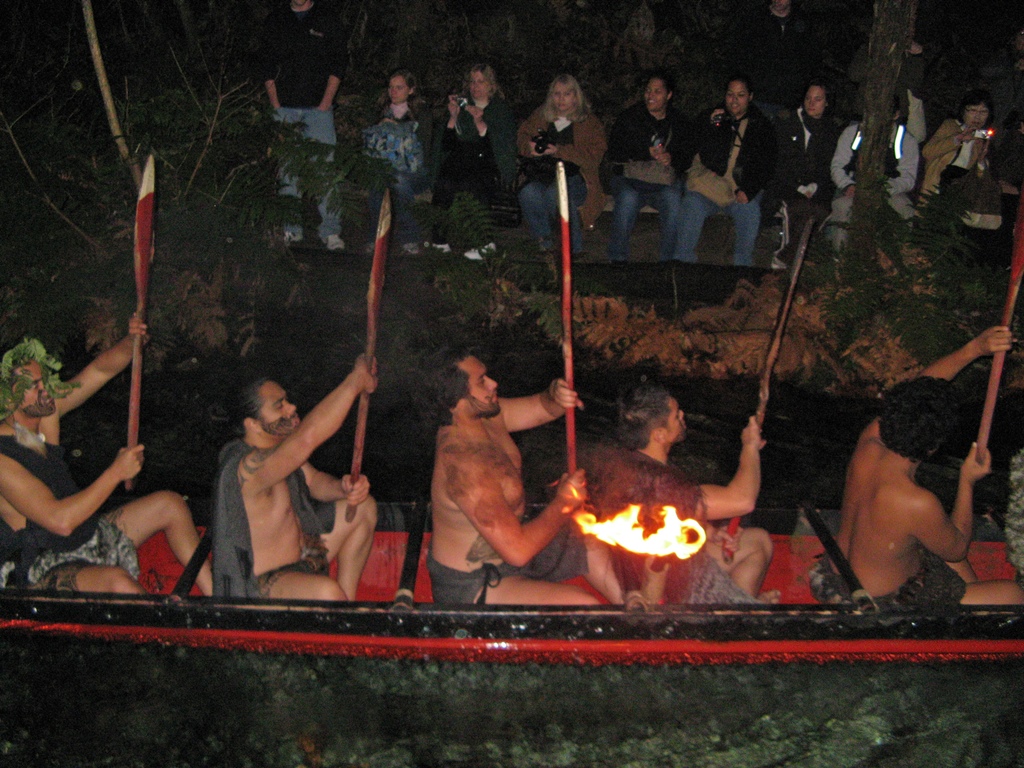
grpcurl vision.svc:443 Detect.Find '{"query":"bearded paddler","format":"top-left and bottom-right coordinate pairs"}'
top-left (210, 356), bottom-right (377, 601)
top-left (426, 347), bottom-right (622, 605)
top-left (0, 322), bottom-right (211, 595)
top-left (583, 383), bottom-right (777, 606)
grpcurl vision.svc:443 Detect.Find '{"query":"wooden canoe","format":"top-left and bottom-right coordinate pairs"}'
top-left (1, 506), bottom-right (1022, 665)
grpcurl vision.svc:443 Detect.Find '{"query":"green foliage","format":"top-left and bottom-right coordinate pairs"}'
top-left (421, 192), bottom-right (496, 253)
top-left (823, 186), bottom-right (1003, 370)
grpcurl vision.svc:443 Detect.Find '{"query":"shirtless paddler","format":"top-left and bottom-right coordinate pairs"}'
top-left (811, 327), bottom-right (1024, 608)
top-left (428, 350), bottom-right (622, 604)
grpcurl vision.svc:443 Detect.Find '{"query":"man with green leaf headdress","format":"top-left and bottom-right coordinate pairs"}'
top-left (0, 318), bottom-right (211, 594)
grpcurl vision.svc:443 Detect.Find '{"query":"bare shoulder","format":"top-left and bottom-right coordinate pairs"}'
top-left (237, 445), bottom-right (275, 495)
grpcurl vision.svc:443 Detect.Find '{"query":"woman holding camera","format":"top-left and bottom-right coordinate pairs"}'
top-left (920, 89), bottom-right (995, 197)
top-left (432, 64), bottom-right (518, 225)
top-left (672, 75), bottom-right (776, 266)
top-left (605, 72), bottom-right (694, 263)
top-left (363, 69), bottom-right (433, 254)
top-left (517, 74), bottom-right (607, 253)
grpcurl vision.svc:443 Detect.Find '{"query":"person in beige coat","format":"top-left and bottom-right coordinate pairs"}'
top-left (920, 89), bottom-right (995, 197)
top-left (517, 74), bottom-right (607, 253)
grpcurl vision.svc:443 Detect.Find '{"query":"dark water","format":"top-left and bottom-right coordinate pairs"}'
top-left (3, 633), bottom-right (1024, 767)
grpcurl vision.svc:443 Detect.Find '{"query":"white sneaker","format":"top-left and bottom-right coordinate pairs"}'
top-left (771, 256), bottom-right (788, 271)
top-left (283, 230), bottom-right (303, 245)
top-left (324, 234), bottom-right (345, 252)
top-left (401, 242), bottom-right (422, 255)
top-left (427, 242), bottom-right (452, 253)
top-left (464, 242), bottom-right (496, 261)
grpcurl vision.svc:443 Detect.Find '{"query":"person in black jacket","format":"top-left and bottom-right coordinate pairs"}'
top-left (734, 0), bottom-right (819, 118)
top-left (605, 72), bottom-right (695, 263)
top-left (766, 79), bottom-right (841, 267)
top-left (673, 75), bottom-right (777, 266)
top-left (259, 0), bottom-right (347, 251)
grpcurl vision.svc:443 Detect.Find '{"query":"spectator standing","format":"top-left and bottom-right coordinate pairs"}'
top-left (734, 0), bottom-right (819, 118)
top-left (605, 72), bottom-right (695, 263)
top-left (363, 70), bottom-right (434, 255)
top-left (431, 64), bottom-right (518, 253)
top-left (259, 0), bottom-right (346, 252)
top-left (980, 26), bottom-right (1024, 130)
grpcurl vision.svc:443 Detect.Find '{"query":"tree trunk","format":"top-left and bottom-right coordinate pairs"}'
top-left (847, 0), bottom-right (919, 258)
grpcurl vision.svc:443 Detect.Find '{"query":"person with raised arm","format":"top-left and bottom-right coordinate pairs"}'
top-left (427, 349), bottom-right (621, 605)
top-left (212, 356), bottom-right (377, 600)
top-left (811, 327), bottom-right (1024, 608)
top-left (0, 320), bottom-right (211, 594)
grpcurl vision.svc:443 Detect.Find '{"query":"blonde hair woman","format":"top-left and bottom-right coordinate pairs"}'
top-left (516, 74), bottom-right (607, 253)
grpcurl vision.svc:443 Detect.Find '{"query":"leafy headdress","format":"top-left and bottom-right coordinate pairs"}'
top-left (0, 338), bottom-right (78, 419)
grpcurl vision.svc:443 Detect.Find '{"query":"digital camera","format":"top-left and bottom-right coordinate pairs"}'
top-left (456, 97), bottom-right (469, 109)
top-left (711, 112), bottom-right (732, 128)
top-left (974, 127), bottom-right (995, 140)
top-left (532, 129), bottom-right (554, 154)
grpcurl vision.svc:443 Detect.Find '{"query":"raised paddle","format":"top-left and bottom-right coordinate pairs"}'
top-left (343, 189), bottom-right (391, 522)
top-left (724, 218), bottom-right (816, 561)
top-left (126, 153), bottom-right (155, 491)
top-left (555, 162), bottom-right (577, 473)
top-left (975, 192), bottom-right (1024, 464)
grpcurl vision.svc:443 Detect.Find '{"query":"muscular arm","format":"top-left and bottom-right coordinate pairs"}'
top-left (919, 326), bottom-right (1011, 381)
top-left (243, 360), bottom-right (375, 497)
top-left (58, 318), bottom-right (146, 416)
top-left (701, 416), bottom-right (763, 520)
top-left (0, 448), bottom-right (142, 536)
top-left (914, 443), bottom-right (988, 562)
top-left (301, 464), bottom-right (371, 505)
top-left (445, 444), bottom-right (583, 567)
top-left (500, 379), bottom-right (581, 434)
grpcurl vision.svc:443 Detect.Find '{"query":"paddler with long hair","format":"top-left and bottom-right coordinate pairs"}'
top-left (0, 321), bottom-right (211, 594)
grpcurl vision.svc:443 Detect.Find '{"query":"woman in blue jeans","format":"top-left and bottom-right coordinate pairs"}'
top-left (516, 75), bottom-right (607, 254)
top-left (673, 75), bottom-right (777, 266)
top-left (364, 69), bottom-right (433, 254)
top-left (605, 72), bottom-right (694, 262)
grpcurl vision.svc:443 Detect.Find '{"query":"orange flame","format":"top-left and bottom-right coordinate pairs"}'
top-left (574, 505), bottom-right (706, 560)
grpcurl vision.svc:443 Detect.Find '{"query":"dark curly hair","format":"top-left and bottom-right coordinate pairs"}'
top-left (878, 377), bottom-right (959, 461)
top-left (422, 346), bottom-right (480, 428)
top-left (617, 382), bottom-right (674, 450)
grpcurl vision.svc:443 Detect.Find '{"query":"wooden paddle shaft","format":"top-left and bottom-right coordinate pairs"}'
top-left (556, 162), bottom-right (577, 473)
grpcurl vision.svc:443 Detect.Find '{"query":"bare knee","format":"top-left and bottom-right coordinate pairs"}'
top-left (744, 527), bottom-right (773, 559)
top-left (146, 490), bottom-right (192, 523)
top-left (352, 496), bottom-right (378, 530)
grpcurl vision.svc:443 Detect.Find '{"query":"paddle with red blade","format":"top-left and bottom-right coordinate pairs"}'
top-left (126, 154), bottom-right (155, 491)
top-left (343, 189), bottom-right (391, 522)
top-left (724, 218), bottom-right (815, 561)
top-left (556, 162), bottom-right (577, 473)
top-left (975, 193), bottom-right (1024, 464)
